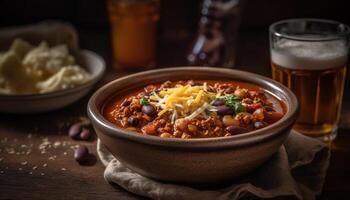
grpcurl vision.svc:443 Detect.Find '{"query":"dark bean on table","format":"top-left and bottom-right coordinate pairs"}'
top-left (226, 125), bottom-right (249, 135)
top-left (80, 128), bottom-right (92, 140)
top-left (212, 99), bottom-right (225, 106)
top-left (128, 116), bottom-right (139, 127)
top-left (216, 105), bottom-right (234, 115)
top-left (74, 146), bottom-right (89, 163)
top-left (69, 123), bottom-right (82, 139)
top-left (141, 105), bottom-right (156, 117)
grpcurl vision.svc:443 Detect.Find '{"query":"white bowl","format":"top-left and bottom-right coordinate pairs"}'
top-left (0, 50), bottom-right (105, 114)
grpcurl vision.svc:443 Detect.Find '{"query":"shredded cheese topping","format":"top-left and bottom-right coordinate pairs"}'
top-left (148, 83), bottom-right (217, 122)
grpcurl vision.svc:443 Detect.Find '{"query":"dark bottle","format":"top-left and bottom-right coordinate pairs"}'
top-left (187, 0), bottom-right (242, 67)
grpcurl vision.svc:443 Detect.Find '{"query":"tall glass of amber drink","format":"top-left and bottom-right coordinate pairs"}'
top-left (107, 0), bottom-right (160, 69)
top-left (269, 19), bottom-right (349, 141)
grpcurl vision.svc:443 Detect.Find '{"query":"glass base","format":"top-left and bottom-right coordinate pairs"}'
top-left (317, 129), bottom-right (337, 142)
top-left (293, 124), bottom-right (338, 142)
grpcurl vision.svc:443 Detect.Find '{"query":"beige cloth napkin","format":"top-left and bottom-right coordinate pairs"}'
top-left (97, 131), bottom-right (330, 200)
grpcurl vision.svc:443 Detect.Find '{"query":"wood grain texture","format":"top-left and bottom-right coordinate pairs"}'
top-left (0, 97), bottom-right (145, 200)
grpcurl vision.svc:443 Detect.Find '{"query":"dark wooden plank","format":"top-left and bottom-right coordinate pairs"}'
top-left (0, 105), bottom-right (144, 200)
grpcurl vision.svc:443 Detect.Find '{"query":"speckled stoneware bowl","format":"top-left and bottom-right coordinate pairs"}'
top-left (88, 67), bottom-right (299, 184)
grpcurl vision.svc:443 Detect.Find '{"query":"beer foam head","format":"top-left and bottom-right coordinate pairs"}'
top-left (271, 39), bottom-right (348, 70)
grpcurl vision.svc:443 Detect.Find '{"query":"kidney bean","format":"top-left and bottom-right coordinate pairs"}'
top-left (74, 146), bottom-right (89, 163)
top-left (128, 117), bottom-right (139, 127)
top-left (212, 99), bottom-right (225, 106)
top-left (80, 128), bottom-right (92, 140)
top-left (216, 105), bottom-right (234, 115)
top-left (263, 111), bottom-right (284, 124)
top-left (142, 105), bottom-right (156, 117)
top-left (68, 123), bottom-right (82, 139)
top-left (226, 125), bottom-right (249, 135)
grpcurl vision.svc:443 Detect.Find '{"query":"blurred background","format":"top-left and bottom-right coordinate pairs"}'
top-left (0, 0), bottom-right (349, 103)
top-left (0, 0), bottom-right (348, 69)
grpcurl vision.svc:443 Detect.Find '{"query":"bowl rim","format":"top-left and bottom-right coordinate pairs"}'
top-left (0, 49), bottom-right (105, 100)
top-left (88, 67), bottom-right (299, 149)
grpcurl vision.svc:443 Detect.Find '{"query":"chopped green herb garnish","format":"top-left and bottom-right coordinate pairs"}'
top-left (234, 102), bottom-right (245, 114)
top-left (140, 97), bottom-right (149, 105)
top-left (218, 95), bottom-right (246, 114)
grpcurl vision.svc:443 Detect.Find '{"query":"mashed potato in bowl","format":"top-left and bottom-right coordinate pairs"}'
top-left (0, 39), bottom-right (91, 95)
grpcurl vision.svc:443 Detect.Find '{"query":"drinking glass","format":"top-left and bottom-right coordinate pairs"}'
top-left (107, 0), bottom-right (160, 69)
top-left (269, 19), bottom-right (349, 141)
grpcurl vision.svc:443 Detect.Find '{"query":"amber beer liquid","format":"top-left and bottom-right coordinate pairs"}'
top-left (107, 0), bottom-right (160, 69)
top-left (271, 39), bottom-right (347, 139)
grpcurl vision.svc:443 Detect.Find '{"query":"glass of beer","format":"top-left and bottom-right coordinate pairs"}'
top-left (269, 19), bottom-right (349, 141)
top-left (107, 0), bottom-right (160, 70)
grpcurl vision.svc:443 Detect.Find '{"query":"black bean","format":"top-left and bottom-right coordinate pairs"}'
top-left (254, 121), bottom-right (266, 129)
top-left (74, 146), bottom-right (89, 163)
top-left (68, 123), bottom-right (82, 139)
top-left (128, 117), bottom-right (139, 127)
top-left (216, 105), bottom-right (234, 115)
top-left (141, 105), bottom-right (156, 117)
top-left (80, 128), bottom-right (92, 140)
top-left (212, 99), bottom-right (225, 106)
top-left (226, 125), bottom-right (249, 135)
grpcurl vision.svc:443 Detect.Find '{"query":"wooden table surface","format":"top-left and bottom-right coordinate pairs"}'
top-left (0, 31), bottom-right (349, 200)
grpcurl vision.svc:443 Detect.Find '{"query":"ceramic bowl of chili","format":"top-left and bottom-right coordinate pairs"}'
top-left (87, 67), bottom-right (299, 184)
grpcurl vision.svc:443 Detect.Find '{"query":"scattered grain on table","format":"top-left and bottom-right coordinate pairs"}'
top-left (0, 116), bottom-right (97, 177)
